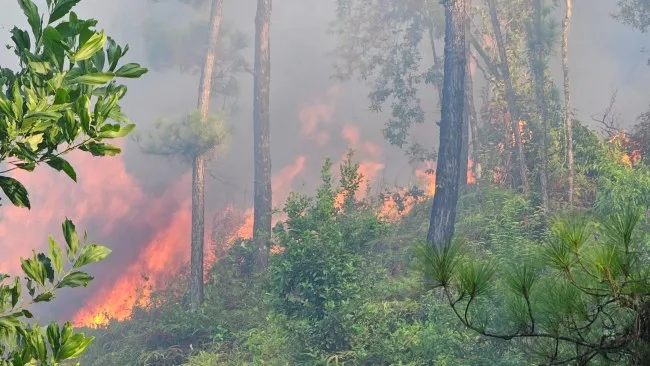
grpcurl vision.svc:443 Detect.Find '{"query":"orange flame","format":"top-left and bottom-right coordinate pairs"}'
top-left (74, 155), bottom-right (307, 326)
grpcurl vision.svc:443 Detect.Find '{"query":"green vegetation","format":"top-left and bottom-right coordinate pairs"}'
top-left (0, 0), bottom-right (146, 363)
top-left (3, 0), bottom-right (650, 365)
top-left (81, 120), bottom-right (650, 364)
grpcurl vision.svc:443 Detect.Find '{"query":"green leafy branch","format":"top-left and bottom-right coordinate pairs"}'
top-left (0, 0), bottom-right (148, 209)
top-left (0, 218), bottom-right (111, 364)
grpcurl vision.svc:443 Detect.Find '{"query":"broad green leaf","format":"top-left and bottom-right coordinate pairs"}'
top-left (48, 236), bottom-right (64, 276)
top-left (0, 176), bottom-right (31, 209)
top-left (47, 323), bottom-right (61, 355)
top-left (11, 277), bottom-right (21, 308)
top-left (57, 333), bottom-right (94, 360)
top-left (72, 31), bottom-right (106, 62)
top-left (71, 72), bottom-right (115, 85)
top-left (23, 111), bottom-right (63, 125)
top-left (108, 108), bottom-right (128, 123)
top-left (38, 252), bottom-right (56, 282)
top-left (18, 0), bottom-right (41, 41)
top-left (114, 63), bottom-right (148, 78)
top-left (0, 314), bottom-right (21, 331)
top-left (10, 27), bottom-right (31, 55)
top-left (73, 244), bottom-right (111, 268)
top-left (76, 95), bottom-right (91, 133)
top-left (24, 87), bottom-right (38, 111)
top-left (49, 0), bottom-right (83, 24)
top-left (106, 38), bottom-right (121, 71)
top-left (25, 133), bottom-right (43, 151)
top-left (26, 278), bottom-right (36, 296)
top-left (62, 218), bottom-right (79, 257)
top-left (11, 80), bottom-right (24, 118)
top-left (16, 162), bottom-right (36, 172)
top-left (0, 96), bottom-right (13, 117)
top-left (46, 156), bottom-right (77, 182)
top-left (61, 322), bottom-right (72, 343)
top-left (56, 271), bottom-right (93, 288)
top-left (34, 291), bottom-right (55, 302)
top-left (92, 46), bottom-right (105, 71)
top-left (96, 94), bottom-right (119, 121)
top-left (98, 123), bottom-right (134, 138)
top-left (42, 26), bottom-right (66, 69)
top-left (80, 142), bottom-right (121, 156)
top-left (54, 88), bottom-right (70, 104)
top-left (20, 256), bottom-right (44, 286)
top-left (28, 61), bottom-right (50, 74)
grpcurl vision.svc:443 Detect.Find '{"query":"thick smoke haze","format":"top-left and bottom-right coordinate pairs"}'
top-left (0, 0), bottom-right (647, 321)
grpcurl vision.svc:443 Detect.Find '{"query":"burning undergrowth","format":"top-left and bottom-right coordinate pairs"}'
top-left (0, 83), bottom-right (455, 328)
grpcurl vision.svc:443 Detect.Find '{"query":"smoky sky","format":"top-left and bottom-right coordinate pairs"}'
top-left (1, 0), bottom-right (647, 195)
top-left (0, 0), bottom-right (648, 321)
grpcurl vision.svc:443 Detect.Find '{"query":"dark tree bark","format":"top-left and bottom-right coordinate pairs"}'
top-left (531, 0), bottom-right (550, 214)
top-left (486, 0), bottom-right (530, 197)
top-left (427, 0), bottom-right (467, 248)
top-left (191, 0), bottom-right (223, 311)
top-left (562, 0), bottom-right (574, 205)
top-left (253, 0), bottom-right (272, 271)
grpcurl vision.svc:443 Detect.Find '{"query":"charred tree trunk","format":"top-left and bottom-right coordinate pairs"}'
top-left (253, 0), bottom-right (272, 271)
top-left (531, 0), bottom-right (550, 214)
top-left (427, 0), bottom-right (467, 248)
top-left (562, 0), bottom-right (574, 205)
top-left (190, 0), bottom-right (223, 311)
top-left (487, 0), bottom-right (530, 197)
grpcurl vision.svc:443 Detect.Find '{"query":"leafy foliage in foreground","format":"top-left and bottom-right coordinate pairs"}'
top-left (0, 0), bottom-right (146, 363)
top-left (0, 0), bottom-right (147, 209)
top-left (1, 220), bottom-right (111, 365)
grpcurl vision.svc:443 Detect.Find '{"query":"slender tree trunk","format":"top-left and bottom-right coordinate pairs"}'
top-left (427, 0), bottom-right (467, 248)
top-left (562, 0), bottom-right (574, 205)
top-left (465, 0), bottom-right (479, 184)
top-left (467, 60), bottom-right (481, 181)
top-left (191, 0), bottom-right (223, 311)
top-left (459, 0), bottom-right (470, 187)
top-left (532, 0), bottom-right (550, 214)
top-left (486, 0), bottom-right (530, 197)
top-left (253, 0), bottom-right (272, 271)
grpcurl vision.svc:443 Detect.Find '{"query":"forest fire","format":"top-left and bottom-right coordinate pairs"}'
top-left (0, 77), bottom-right (472, 328)
top-left (68, 144), bottom-right (450, 327)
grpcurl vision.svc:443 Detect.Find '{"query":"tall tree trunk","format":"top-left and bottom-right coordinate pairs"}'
top-left (532, 0), bottom-right (550, 214)
top-left (465, 0), bottom-right (479, 184)
top-left (253, 0), bottom-right (272, 271)
top-left (486, 0), bottom-right (530, 197)
top-left (459, 0), bottom-right (471, 187)
top-left (191, 0), bottom-right (223, 311)
top-left (562, 0), bottom-right (574, 205)
top-left (460, 97), bottom-right (469, 186)
top-left (467, 60), bottom-right (481, 181)
top-left (427, 0), bottom-right (467, 248)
